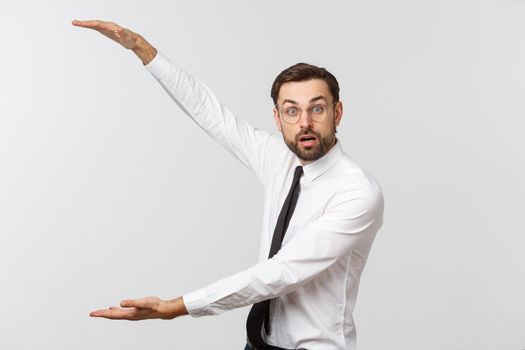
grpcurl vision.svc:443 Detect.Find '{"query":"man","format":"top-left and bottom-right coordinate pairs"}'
top-left (73, 19), bottom-right (384, 350)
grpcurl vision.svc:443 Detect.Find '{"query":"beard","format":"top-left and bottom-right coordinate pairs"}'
top-left (283, 122), bottom-right (337, 162)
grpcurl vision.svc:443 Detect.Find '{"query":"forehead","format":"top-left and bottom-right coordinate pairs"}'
top-left (278, 79), bottom-right (331, 105)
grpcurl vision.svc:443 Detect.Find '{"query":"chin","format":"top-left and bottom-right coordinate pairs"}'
top-left (297, 148), bottom-right (324, 162)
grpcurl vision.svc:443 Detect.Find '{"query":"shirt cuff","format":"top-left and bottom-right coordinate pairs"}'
top-left (144, 50), bottom-right (174, 80)
top-left (182, 288), bottom-right (210, 318)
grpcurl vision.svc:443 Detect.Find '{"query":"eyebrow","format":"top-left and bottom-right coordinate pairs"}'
top-left (281, 95), bottom-right (327, 105)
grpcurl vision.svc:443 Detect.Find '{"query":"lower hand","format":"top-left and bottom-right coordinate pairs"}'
top-left (90, 296), bottom-right (188, 320)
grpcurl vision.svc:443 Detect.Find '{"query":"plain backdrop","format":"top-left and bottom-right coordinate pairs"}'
top-left (0, 0), bottom-right (524, 349)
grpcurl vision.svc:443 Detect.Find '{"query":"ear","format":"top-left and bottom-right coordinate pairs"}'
top-left (273, 106), bottom-right (283, 133)
top-left (334, 101), bottom-right (343, 127)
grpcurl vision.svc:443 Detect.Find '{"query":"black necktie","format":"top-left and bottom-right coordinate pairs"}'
top-left (246, 165), bottom-right (304, 350)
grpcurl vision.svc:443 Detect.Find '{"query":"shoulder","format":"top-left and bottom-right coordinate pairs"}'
top-left (331, 152), bottom-right (383, 194)
top-left (326, 153), bottom-right (384, 215)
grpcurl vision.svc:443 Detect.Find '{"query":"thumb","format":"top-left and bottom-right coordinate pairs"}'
top-left (120, 297), bottom-right (157, 309)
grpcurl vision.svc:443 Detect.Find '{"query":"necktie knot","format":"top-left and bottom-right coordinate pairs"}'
top-left (293, 165), bottom-right (303, 180)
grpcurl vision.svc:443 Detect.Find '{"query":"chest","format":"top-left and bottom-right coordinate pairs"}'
top-left (265, 175), bottom-right (341, 245)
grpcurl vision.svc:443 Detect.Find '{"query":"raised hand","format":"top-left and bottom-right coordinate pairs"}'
top-left (72, 19), bottom-right (157, 64)
top-left (72, 20), bottom-right (139, 49)
top-left (90, 296), bottom-right (188, 320)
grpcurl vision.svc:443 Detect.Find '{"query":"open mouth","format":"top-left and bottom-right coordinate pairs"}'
top-left (298, 134), bottom-right (318, 147)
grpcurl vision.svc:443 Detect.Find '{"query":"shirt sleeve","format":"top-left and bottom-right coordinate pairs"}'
top-left (145, 51), bottom-right (286, 186)
top-left (182, 184), bottom-right (385, 317)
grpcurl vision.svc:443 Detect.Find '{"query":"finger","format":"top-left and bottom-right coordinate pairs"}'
top-left (71, 20), bottom-right (114, 31)
top-left (114, 26), bottom-right (123, 38)
top-left (90, 307), bottom-right (138, 319)
top-left (120, 297), bottom-right (155, 309)
top-left (71, 20), bottom-right (100, 28)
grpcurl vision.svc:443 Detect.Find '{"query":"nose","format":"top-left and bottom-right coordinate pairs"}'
top-left (298, 109), bottom-right (314, 129)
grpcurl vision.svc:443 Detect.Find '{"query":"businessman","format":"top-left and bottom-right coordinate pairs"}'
top-left (73, 19), bottom-right (384, 350)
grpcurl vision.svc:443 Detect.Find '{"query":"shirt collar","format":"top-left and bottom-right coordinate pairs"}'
top-left (296, 139), bottom-right (344, 183)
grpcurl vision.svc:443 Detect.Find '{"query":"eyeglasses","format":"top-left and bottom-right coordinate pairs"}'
top-left (276, 101), bottom-right (338, 124)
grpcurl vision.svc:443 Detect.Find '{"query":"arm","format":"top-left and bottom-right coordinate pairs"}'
top-left (144, 51), bottom-right (282, 185)
top-left (72, 19), bottom-right (284, 185)
top-left (182, 185), bottom-right (384, 316)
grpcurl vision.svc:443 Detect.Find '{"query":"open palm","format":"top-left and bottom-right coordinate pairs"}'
top-left (90, 296), bottom-right (177, 320)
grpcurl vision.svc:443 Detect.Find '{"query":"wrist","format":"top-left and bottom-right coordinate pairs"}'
top-left (132, 35), bottom-right (157, 65)
top-left (163, 296), bottom-right (188, 319)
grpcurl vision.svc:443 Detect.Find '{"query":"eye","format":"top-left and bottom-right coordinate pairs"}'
top-left (311, 105), bottom-right (325, 113)
top-left (285, 107), bottom-right (299, 116)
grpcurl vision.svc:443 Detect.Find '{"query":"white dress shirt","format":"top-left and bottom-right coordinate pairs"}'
top-left (146, 51), bottom-right (385, 350)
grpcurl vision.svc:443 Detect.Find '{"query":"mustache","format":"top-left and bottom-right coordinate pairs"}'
top-left (295, 129), bottom-right (321, 142)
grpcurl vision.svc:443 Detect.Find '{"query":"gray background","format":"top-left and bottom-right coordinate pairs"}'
top-left (1, 0), bottom-right (524, 349)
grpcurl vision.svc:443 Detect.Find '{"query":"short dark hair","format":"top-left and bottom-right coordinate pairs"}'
top-left (271, 63), bottom-right (340, 106)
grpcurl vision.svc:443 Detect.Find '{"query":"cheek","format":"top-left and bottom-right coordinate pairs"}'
top-left (320, 122), bottom-right (335, 136)
top-left (282, 127), bottom-right (296, 141)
